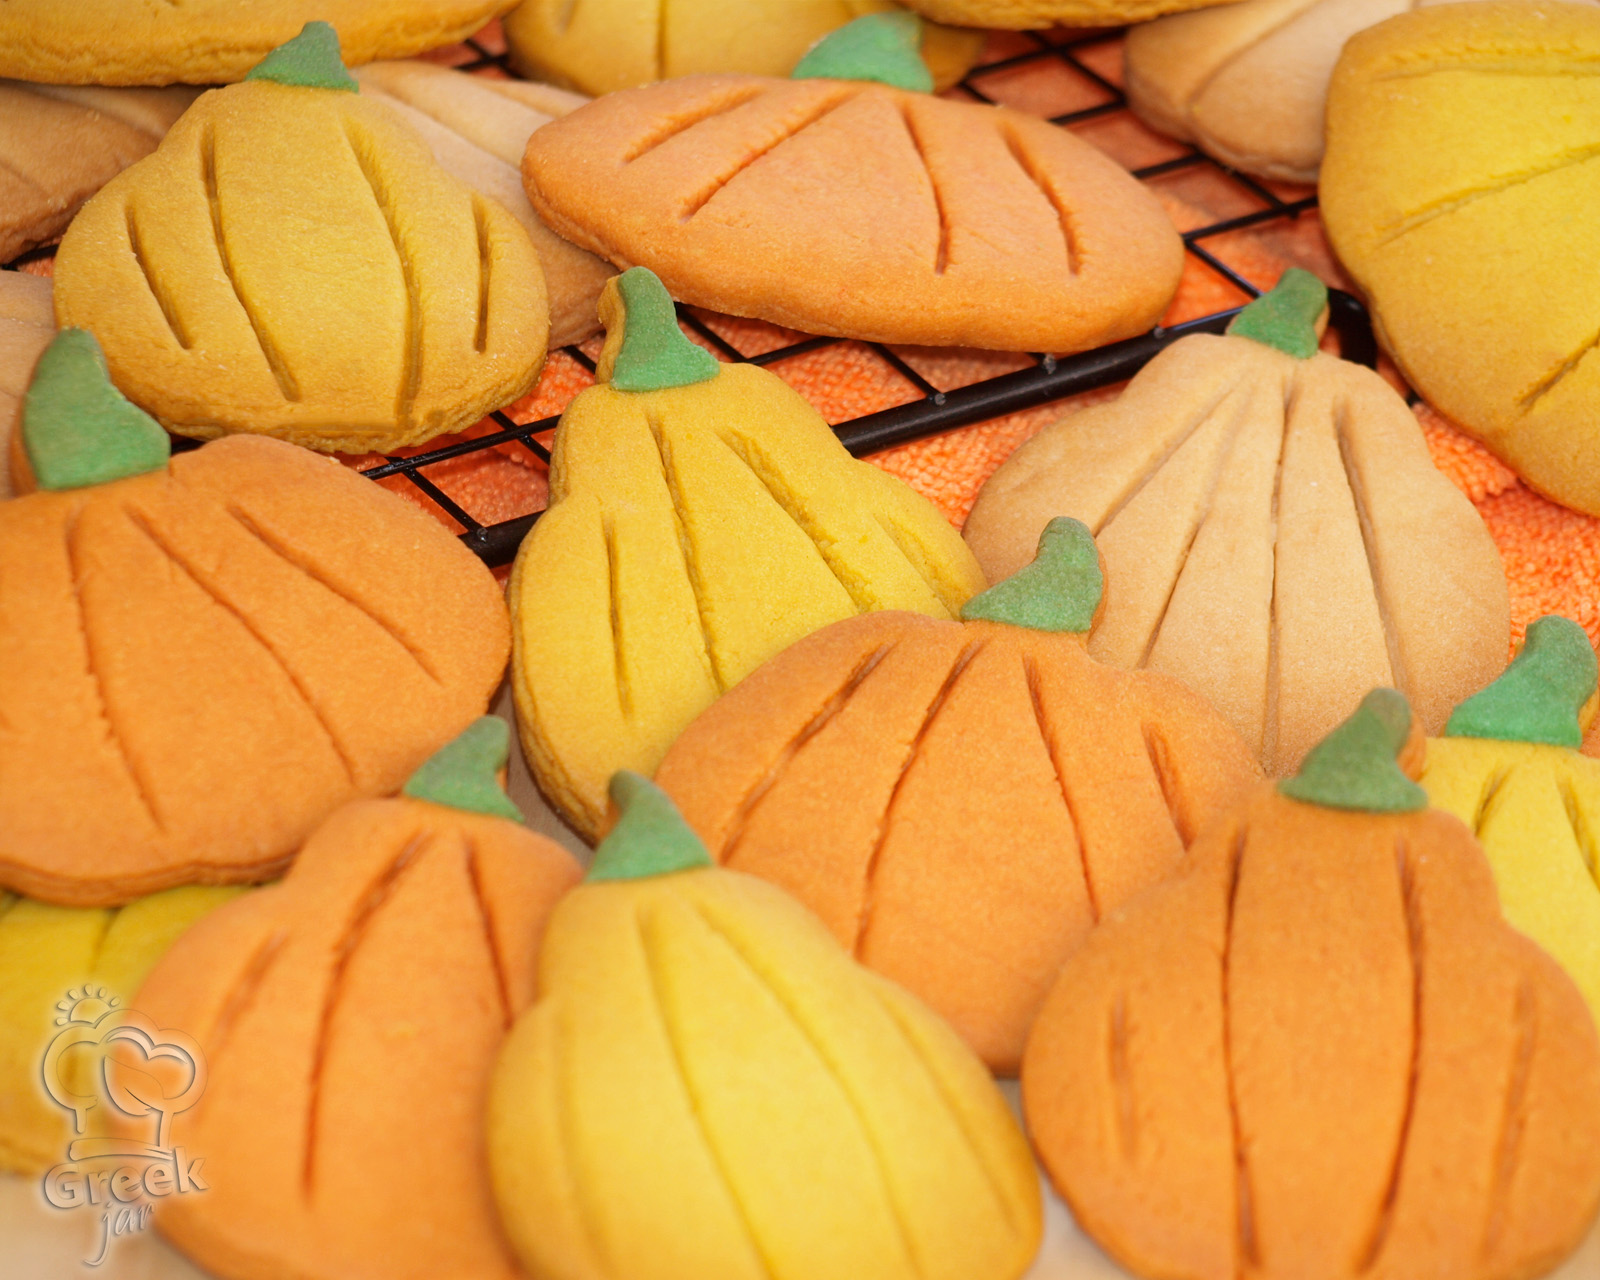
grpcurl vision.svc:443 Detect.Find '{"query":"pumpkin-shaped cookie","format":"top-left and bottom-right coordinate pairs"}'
top-left (1023, 690), bottom-right (1600, 1280)
top-left (1423, 616), bottom-right (1600, 1026)
top-left (504, 0), bottom-right (983, 95)
top-left (520, 15), bottom-right (1182, 352)
top-left (134, 720), bottom-right (582, 1280)
top-left (965, 270), bottom-right (1509, 775)
top-left (488, 772), bottom-right (1042, 1280)
top-left (0, 884), bottom-right (244, 1174)
top-left (509, 267), bottom-right (987, 839)
top-left (1321, 2), bottom-right (1600, 513)
top-left (0, 329), bottom-right (510, 906)
top-left (657, 518), bottom-right (1261, 1071)
top-left (52, 24), bottom-right (549, 454)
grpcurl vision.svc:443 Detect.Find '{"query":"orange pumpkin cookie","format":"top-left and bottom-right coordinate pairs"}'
top-left (657, 518), bottom-right (1261, 1072)
top-left (965, 270), bottom-right (1509, 775)
top-left (0, 329), bottom-right (509, 907)
top-left (131, 719), bottom-right (582, 1280)
top-left (520, 16), bottom-right (1182, 352)
top-left (1023, 690), bottom-right (1600, 1280)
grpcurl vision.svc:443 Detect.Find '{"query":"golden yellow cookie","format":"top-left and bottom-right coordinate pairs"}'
top-left (354, 60), bottom-right (615, 348)
top-left (0, 885), bottom-right (244, 1174)
top-left (900, 0), bottom-right (1241, 29)
top-left (0, 270), bottom-right (53, 499)
top-left (53, 26), bottom-right (548, 454)
top-left (504, 0), bottom-right (984, 95)
top-left (1321, 1), bottom-right (1600, 513)
top-left (0, 1), bottom-right (517, 86)
top-left (488, 773), bottom-right (1042, 1280)
top-left (509, 269), bottom-right (987, 839)
top-left (965, 271), bottom-right (1509, 775)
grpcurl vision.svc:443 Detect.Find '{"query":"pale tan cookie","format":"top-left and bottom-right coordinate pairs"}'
top-left (355, 60), bottom-right (614, 348)
top-left (0, 81), bottom-right (201, 263)
top-left (503, 0), bottom-right (985, 95)
top-left (1321, 1), bottom-right (1600, 514)
top-left (1125, 0), bottom-right (1600, 183)
top-left (0, 271), bottom-right (53, 499)
top-left (899, 0), bottom-right (1241, 29)
top-left (522, 73), bottom-right (1182, 352)
top-left (53, 29), bottom-right (549, 454)
top-left (0, 1), bottom-right (518, 86)
top-left (964, 272), bottom-right (1508, 775)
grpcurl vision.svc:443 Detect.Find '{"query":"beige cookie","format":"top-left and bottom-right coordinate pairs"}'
top-left (0, 81), bottom-right (200, 263)
top-left (964, 273), bottom-right (1508, 775)
top-left (522, 74), bottom-right (1183, 352)
top-left (355, 61), bottom-right (613, 348)
top-left (0, 271), bottom-right (53, 499)
top-left (900, 0), bottom-right (1241, 28)
top-left (504, 0), bottom-right (985, 95)
top-left (0, 1), bottom-right (517, 86)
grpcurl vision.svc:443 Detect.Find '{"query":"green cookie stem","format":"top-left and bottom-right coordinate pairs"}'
top-left (791, 11), bottom-right (933, 92)
top-left (1278, 688), bottom-right (1427, 813)
top-left (587, 773), bottom-right (713, 882)
top-left (597, 268), bottom-right (720, 393)
top-left (245, 21), bottom-right (358, 92)
top-left (960, 516), bottom-right (1103, 633)
top-left (1445, 616), bottom-right (1597, 748)
top-left (23, 328), bottom-right (171, 492)
top-left (403, 717), bottom-right (524, 822)
top-left (1226, 268), bottom-right (1328, 360)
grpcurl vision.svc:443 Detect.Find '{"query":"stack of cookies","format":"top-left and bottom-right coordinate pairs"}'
top-left (4, 5), bottom-right (1600, 1280)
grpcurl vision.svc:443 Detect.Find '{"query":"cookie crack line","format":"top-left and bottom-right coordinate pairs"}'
top-left (1556, 774), bottom-right (1600, 891)
top-left (122, 503), bottom-right (359, 785)
top-left (1519, 322), bottom-right (1600, 415)
top-left (1178, 0), bottom-right (1323, 118)
top-left (898, 102), bottom-right (950, 276)
top-left (622, 84), bottom-right (765, 164)
top-left (1023, 653), bottom-right (1098, 923)
top-left (854, 642), bottom-right (986, 957)
top-left (1001, 125), bottom-right (1077, 276)
top-left (204, 927), bottom-right (289, 1076)
top-left (0, 148), bottom-right (48, 196)
top-left (636, 902), bottom-right (779, 1280)
top-left (124, 202), bottom-right (191, 350)
top-left (872, 513), bottom-right (964, 618)
top-left (680, 88), bottom-right (857, 222)
top-left (1142, 723), bottom-right (1186, 845)
top-left (201, 122), bottom-right (300, 404)
top-left (1473, 765), bottom-right (1514, 839)
top-left (602, 515), bottom-right (631, 721)
top-left (1221, 825), bottom-right (1260, 1272)
top-left (643, 410), bottom-right (720, 691)
top-left (304, 832), bottom-right (430, 1199)
top-left (471, 196), bottom-right (492, 355)
top-left (1335, 397), bottom-right (1407, 702)
top-left (1109, 992), bottom-right (1136, 1163)
top-left (1482, 975), bottom-right (1539, 1260)
top-left (463, 837), bottom-right (514, 1029)
top-left (719, 643), bottom-right (897, 866)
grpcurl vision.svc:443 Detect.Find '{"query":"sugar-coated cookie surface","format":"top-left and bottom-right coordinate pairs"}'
top-left (900, 0), bottom-right (1241, 28)
top-left (521, 73), bottom-right (1182, 352)
top-left (1023, 693), bottom-right (1600, 1280)
top-left (488, 774), bottom-right (1042, 1280)
top-left (964, 275), bottom-right (1509, 776)
top-left (510, 270), bottom-right (986, 840)
top-left (0, 0), bottom-right (518, 86)
top-left (132, 729), bottom-right (581, 1280)
top-left (506, 0), bottom-right (983, 94)
top-left (657, 521), bottom-right (1261, 1072)
top-left (354, 60), bottom-right (616, 348)
top-left (1321, 1), bottom-right (1600, 513)
top-left (53, 29), bottom-right (549, 454)
top-left (0, 430), bottom-right (511, 906)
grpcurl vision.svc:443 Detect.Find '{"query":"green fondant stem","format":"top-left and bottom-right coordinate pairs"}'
top-left (960, 517), bottom-right (1103, 633)
top-left (599, 269), bottom-right (720, 393)
top-left (1278, 688), bottom-right (1426, 813)
top-left (245, 22), bottom-right (358, 92)
top-left (586, 773), bottom-right (713, 882)
top-left (403, 717), bottom-right (523, 821)
top-left (1226, 268), bottom-right (1328, 360)
top-left (1445, 616), bottom-right (1597, 748)
top-left (791, 12), bottom-right (933, 92)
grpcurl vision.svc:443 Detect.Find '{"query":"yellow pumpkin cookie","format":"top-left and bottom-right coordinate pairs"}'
top-left (504, 0), bottom-right (984, 95)
top-left (0, 0), bottom-right (517, 86)
top-left (510, 269), bottom-right (986, 839)
top-left (520, 16), bottom-right (1182, 353)
top-left (488, 772), bottom-right (1042, 1280)
top-left (0, 269), bottom-right (53, 498)
top-left (1321, 1), bottom-right (1600, 513)
top-left (1422, 616), bottom-right (1600, 1026)
top-left (657, 519), bottom-right (1261, 1072)
top-left (53, 25), bottom-right (549, 454)
top-left (0, 884), bottom-right (244, 1174)
top-left (0, 329), bottom-right (510, 906)
top-left (132, 721), bottom-right (582, 1280)
top-left (965, 271), bottom-right (1509, 775)
top-left (1024, 690), bottom-right (1600, 1280)
top-left (354, 60), bottom-right (615, 348)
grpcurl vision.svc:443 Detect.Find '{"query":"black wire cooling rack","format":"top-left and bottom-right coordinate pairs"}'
top-left (5, 26), bottom-right (1375, 567)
